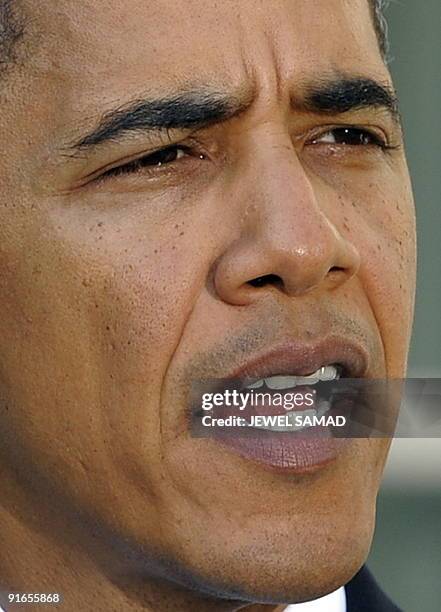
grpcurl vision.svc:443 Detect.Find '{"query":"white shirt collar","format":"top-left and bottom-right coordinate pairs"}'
top-left (284, 586), bottom-right (346, 612)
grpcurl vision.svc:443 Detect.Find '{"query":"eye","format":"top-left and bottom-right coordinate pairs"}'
top-left (311, 127), bottom-right (388, 148)
top-left (100, 144), bottom-right (192, 179)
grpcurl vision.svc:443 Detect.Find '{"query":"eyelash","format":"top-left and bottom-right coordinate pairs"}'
top-left (310, 126), bottom-right (392, 149)
top-left (97, 126), bottom-right (394, 181)
top-left (98, 144), bottom-right (197, 180)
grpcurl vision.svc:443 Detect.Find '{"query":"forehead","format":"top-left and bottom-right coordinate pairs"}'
top-left (25, 0), bottom-right (384, 102)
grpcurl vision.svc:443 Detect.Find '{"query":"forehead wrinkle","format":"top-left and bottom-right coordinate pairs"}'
top-left (25, 1), bottom-right (394, 164)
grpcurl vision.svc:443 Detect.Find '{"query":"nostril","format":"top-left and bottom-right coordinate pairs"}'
top-left (248, 274), bottom-right (284, 288)
top-left (330, 266), bottom-right (345, 273)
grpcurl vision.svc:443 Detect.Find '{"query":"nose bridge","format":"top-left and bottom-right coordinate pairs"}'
top-left (239, 129), bottom-right (340, 269)
top-left (247, 139), bottom-right (327, 243)
top-left (213, 126), bottom-right (360, 304)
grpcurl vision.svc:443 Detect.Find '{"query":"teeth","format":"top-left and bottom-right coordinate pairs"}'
top-left (319, 365), bottom-right (340, 381)
top-left (292, 375), bottom-right (320, 386)
top-left (316, 399), bottom-right (331, 418)
top-left (287, 408), bottom-right (317, 429)
top-left (244, 365), bottom-right (341, 390)
top-left (248, 409), bottom-right (317, 432)
top-left (264, 375), bottom-right (299, 390)
top-left (247, 401), bottom-right (333, 432)
top-left (244, 378), bottom-right (265, 389)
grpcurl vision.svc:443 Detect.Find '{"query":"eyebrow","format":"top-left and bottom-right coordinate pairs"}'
top-left (69, 77), bottom-right (399, 153)
top-left (301, 76), bottom-right (399, 121)
top-left (71, 89), bottom-right (251, 150)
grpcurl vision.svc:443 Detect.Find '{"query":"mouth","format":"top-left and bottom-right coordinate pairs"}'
top-left (191, 338), bottom-right (369, 473)
top-left (242, 363), bottom-right (343, 390)
top-left (239, 364), bottom-right (342, 432)
top-left (229, 337), bottom-right (367, 381)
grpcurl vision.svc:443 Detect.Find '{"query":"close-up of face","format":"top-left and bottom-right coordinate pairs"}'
top-left (0, 0), bottom-right (417, 610)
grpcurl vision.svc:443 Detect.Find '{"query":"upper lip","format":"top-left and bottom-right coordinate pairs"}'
top-left (225, 337), bottom-right (369, 381)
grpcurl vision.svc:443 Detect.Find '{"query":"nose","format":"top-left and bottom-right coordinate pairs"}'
top-left (213, 136), bottom-right (360, 306)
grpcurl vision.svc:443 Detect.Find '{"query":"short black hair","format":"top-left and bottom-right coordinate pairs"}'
top-left (369, 0), bottom-right (390, 58)
top-left (0, 0), bottom-right (25, 74)
top-left (0, 1), bottom-right (389, 75)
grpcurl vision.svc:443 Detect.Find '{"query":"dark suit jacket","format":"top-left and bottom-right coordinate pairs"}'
top-left (346, 566), bottom-right (403, 612)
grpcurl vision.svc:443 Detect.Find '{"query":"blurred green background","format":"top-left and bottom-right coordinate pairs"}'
top-left (367, 1), bottom-right (441, 611)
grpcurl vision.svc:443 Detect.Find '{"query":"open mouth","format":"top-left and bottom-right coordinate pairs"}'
top-left (192, 363), bottom-right (354, 432)
top-left (243, 364), bottom-right (343, 389)
top-left (240, 364), bottom-right (343, 433)
top-left (189, 339), bottom-right (371, 473)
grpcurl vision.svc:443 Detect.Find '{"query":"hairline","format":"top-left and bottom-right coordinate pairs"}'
top-left (368, 0), bottom-right (390, 59)
top-left (0, 0), bottom-right (26, 75)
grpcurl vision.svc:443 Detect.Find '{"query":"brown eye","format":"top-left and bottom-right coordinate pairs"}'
top-left (101, 145), bottom-right (188, 179)
top-left (312, 127), bottom-right (387, 148)
top-left (138, 146), bottom-right (186, 167)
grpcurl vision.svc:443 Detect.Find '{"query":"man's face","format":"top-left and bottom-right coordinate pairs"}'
top-left (0, 0), bottom-right (416, 606)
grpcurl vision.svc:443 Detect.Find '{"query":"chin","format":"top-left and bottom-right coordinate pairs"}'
top-left (165, 509), bottom-right (375, 606)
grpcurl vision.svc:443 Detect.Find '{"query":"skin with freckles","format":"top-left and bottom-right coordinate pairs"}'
top-left (0, 1), bottom-right (416, 611)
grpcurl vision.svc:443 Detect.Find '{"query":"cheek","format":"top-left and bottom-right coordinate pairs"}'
top-left (0, 198), bottom-right (211, 497)
top-left (55, 220), bottom-right (209, 446)
top-left (352, 182), bottom-right (416, 375)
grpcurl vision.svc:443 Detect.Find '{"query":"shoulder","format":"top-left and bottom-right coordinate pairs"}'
top-left (346, 566), bottom-right (403, 612)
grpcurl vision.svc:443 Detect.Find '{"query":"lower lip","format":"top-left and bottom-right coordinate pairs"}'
top-left (213, 429), bottom-right (349, 474)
